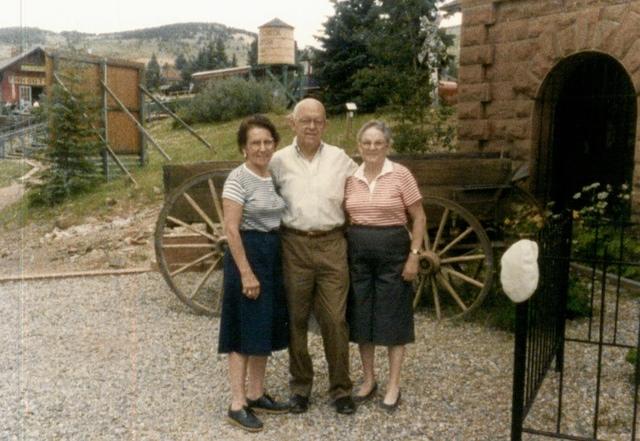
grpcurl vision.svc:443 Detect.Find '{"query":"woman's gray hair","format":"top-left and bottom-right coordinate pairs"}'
top-left (356, 119), bottom-right (393, 146)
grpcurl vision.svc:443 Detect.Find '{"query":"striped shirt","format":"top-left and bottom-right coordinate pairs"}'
top-left (345, 159), bottom-right (422, 226)
top-left (222, 164), bottom-right (286, 232)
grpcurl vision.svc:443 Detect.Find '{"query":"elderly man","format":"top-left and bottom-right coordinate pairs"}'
top-left (270, 98), bottom-right (357, 415)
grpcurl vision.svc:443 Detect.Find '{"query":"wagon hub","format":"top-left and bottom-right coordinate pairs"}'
top-left (419, 250), bottom-right (440, 275)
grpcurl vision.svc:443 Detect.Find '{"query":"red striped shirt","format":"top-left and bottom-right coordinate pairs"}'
top-left (345, 160), bottom-right (422, 226)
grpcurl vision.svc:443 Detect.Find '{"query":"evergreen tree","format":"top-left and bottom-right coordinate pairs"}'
top-left (313, 0), bottom-right (381, 113)
top-left (174, 53), bottom-right (188, 71)
top-left (145, 53), bottom-right (161, 90)
top-left (248, 39), bottom-right (258, 66)
top-left (231, 53), bottom-right (238, 67)
top-left (213, 36), bottom-right (229, 68)
top-left (29, 72), bottom-right (102, 206)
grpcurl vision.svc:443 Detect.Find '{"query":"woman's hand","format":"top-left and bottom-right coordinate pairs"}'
top-left (402, 254), bottom-right (420, 281)
top-left (241, 271), bottom-right (261, 299)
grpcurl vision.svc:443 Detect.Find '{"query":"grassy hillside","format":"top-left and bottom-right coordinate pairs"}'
top-left (0, 24), bottom-right (255, 66)
top-left (0, 111), bottom-right (381, 229)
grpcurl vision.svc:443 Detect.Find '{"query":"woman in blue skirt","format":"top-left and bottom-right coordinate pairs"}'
top-left (218, 115), bottom-right (289, 432)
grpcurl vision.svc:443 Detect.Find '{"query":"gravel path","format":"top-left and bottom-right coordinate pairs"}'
top-left (1, 273), bottom-right (637, 440)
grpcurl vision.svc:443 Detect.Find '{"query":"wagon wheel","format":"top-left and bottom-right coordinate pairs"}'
top-left (413, 196), bottom-right (494, 320)
top-left (493, 182), bottom-right (546, 246)
top-left (155, 171), bottom-right (228, 316)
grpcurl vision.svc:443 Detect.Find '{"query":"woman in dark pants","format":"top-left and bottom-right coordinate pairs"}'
top-left (345, 120), bottom-right (426, 411)
top-left (218, 115), bottom-right (289, 432)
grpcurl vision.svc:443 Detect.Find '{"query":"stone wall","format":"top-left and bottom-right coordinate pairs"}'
top-left (457, 0), bottom-right (640, 204)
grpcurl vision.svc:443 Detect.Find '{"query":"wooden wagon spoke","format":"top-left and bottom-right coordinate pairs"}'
top-left (208, 178), bottom-right (225, 227)
top-left (431, 277), bottom-right (442, 320)
top-left (436, 272), bottom-right (468, 312)
top-left (443, 266), bottom-right (484, 289)
top-left (166, 215), bottom-right (217, 241)
top-left (162, 244), bottom-right (217, 249)
top-left (437, 226), bottom-right (474, 256)
top-left (189, 256), bottom-right (223, 301)
top-left (413, 274), bottom-right (426, 309)
top-left (182, 192), bottom-right (218, 232)
top-left (440, 254), bottom-right (486, 264)
top-left (169, 251), bottom-right (217, 277)
top-left (432, 208), bottom-right (449, 252)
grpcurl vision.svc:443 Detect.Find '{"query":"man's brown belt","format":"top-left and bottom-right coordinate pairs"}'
top-left (281, 225), bottom-right (344, 238)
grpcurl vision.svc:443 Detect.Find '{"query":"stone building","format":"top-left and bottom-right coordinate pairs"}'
top-left (454, 0), bottom-right (640, 210)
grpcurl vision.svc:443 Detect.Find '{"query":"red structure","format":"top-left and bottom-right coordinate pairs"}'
top-left (0, 46), bottom-right (46, 110)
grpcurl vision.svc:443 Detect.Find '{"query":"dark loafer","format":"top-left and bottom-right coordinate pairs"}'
top-left (247, 393), bottom-right (290, 414)
top-left (289, 394), bottom-right (309, 414)
top-left (380, 391), bottom-right (402, 412)
top-left (227, 406), bottom-right (263, 432)
top-left (333, 395), bottom-right (356, 415)
top-left (353, 382), bottom-right (378, 404)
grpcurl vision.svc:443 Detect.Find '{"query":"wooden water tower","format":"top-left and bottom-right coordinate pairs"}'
top-left (256, 18), bottom-right (301, 104)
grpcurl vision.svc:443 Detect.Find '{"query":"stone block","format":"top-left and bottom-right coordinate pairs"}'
top-left (485, 62), bottom-right (519, 82)
top-left (460, 45), bottom-right (495, 66)
top-left (488, 20), bottom-right (529, 43)
top-left (491, 81), bottom-right (517, 101)
top-left (458, 120), bottom-right (491, 141)
top-left (458, 83), bottom-right (492, 103)
top-left (606, 11), bottom-right (640, 59)
top-left (485, 100), bottom-right (532, 120)
top-left (459, 64), bottom-right (485, 83)
top-left (539, 33), bottom-right (560, 64)
top-left (556, 26), bottom-right (576, 58)
top-left (591, 19), bottom-right (619, 50)
top-left (461, 25), bottom-right (487, 47)
top-left (491, 119), bottom-right (530, 141)
top-left (494, 41), bottom-right (538, 63)
top-left (512, 65), bottom-right (541, 99)
top-left (602, 3), bottom-right (629, 22)
top-left (464, 4), bottom-right (496, 26)
top-left (457, 101), bottom-right (484, 120)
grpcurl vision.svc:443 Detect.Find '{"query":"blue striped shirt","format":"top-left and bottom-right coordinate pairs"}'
top-left (222, 164), bottom-right (286, 232)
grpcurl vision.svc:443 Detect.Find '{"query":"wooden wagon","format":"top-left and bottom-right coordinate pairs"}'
top-left (154, 152), bottom-right (538, 320)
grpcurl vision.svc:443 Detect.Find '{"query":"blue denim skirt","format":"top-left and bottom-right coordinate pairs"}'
top-left (218, 230), bottom-right (289, 355)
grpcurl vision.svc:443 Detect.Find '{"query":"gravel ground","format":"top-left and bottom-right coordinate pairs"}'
top-left (1, 273), bottom-right (638, 440)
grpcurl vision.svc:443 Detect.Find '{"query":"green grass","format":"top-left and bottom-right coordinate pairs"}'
top-left (0, 111), bottom-right (383, 230)
top-left (0, 160), bottom-right (32, 188)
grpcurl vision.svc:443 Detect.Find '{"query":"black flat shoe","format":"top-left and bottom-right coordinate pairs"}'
top-left (380, 391), bottom-right (401, 412)
top-left (353, 382), bottom-right (378, 404)
top-left (334, 395), bottom-right (356, 415)
top-left (247, 393), bottom-right (290, 414)
top-left (227, 406), bottom-right (263, 432)
top-left (289, 394), bottom-right (309, 414)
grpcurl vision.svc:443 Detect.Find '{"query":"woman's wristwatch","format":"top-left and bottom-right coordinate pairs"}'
top-left (410, 248), bottom-right (421, 256)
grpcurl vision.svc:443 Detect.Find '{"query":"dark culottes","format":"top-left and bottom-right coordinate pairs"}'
top-left (347, 225), bottom-right (415, 346)
top-left (218, 230), bottom-right (289, 355)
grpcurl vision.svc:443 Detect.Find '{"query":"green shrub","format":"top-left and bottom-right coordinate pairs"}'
top-left (566, 276), bottom-right (591, 319)
top-left (176, 78), bottom-right (282, 125)
top-left (29, 74), bottom-right (103, 207)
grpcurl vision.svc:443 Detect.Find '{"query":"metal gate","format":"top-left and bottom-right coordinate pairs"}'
top-left (511, 217), bottom-right (640, 440)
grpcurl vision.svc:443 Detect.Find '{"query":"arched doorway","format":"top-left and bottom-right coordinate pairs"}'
top-left (533, 52), bottom-right (637, 211)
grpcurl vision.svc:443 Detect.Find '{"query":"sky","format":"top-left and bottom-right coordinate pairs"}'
top-left (3, 0), bottom-right (461, 49)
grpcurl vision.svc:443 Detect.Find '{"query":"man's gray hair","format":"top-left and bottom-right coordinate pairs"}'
top-left (356, 119), bottom-right (393, 145)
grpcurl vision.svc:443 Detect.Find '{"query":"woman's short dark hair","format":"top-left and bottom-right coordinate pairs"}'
top-left (236, 114), bottom-right (280, 153)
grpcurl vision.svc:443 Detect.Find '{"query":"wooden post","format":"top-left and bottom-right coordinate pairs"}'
top-left (100, 79), bottom-right (171, 161)
top-left (53, 72), bottom-right (139, 186)
top-left (139, 85), bottom-right (212, 151)
top-left (101, 59), bottom-right (109, 180)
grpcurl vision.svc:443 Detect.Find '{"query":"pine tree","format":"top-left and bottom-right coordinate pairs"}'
top-left (247, 39), bottom-right (258, 66)
top-left (29, 73), bottom-right (102, 206)
top-left (313, 0), bottom-right (381, 113)
top-left (145, 53), bottom-right (161, 90)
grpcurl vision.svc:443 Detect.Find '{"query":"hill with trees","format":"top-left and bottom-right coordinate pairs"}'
top-left (0, 23), bottom-right (255, 67)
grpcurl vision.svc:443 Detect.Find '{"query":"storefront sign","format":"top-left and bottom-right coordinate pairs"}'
top-left (21, 64), bottom-right (46, 73)
top-left (9, 75), bottom-right (45, 86)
